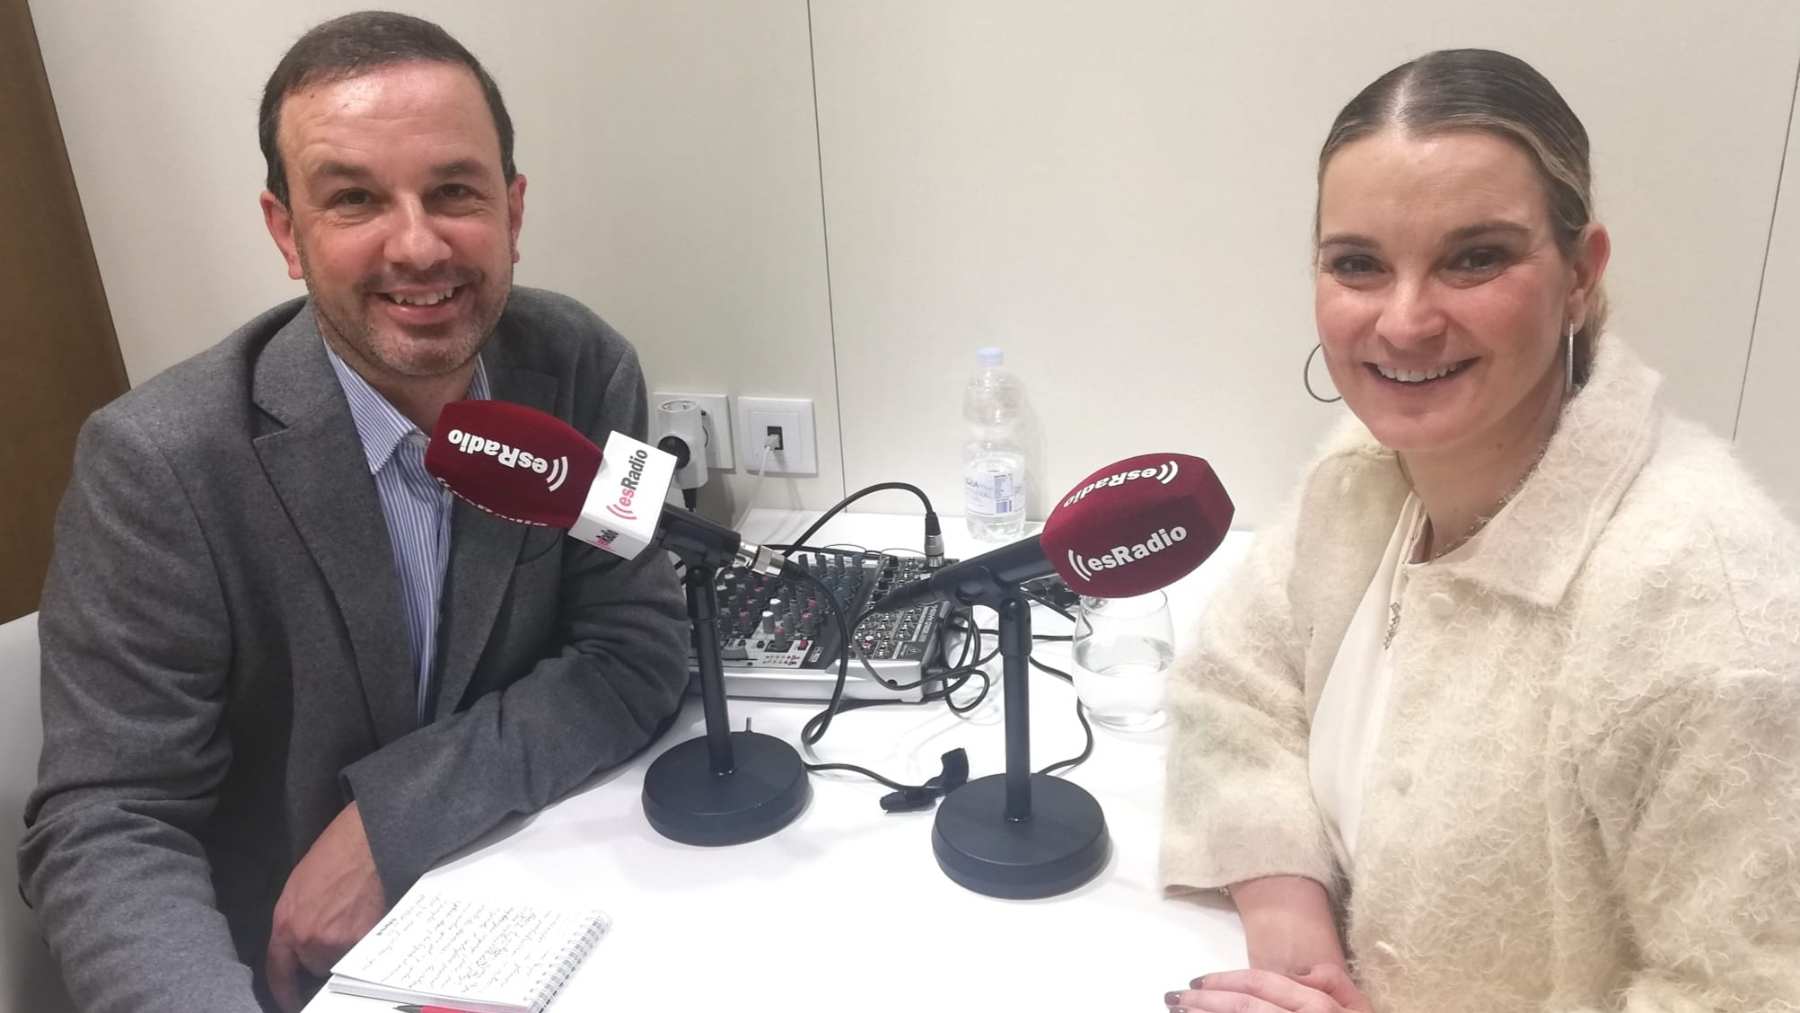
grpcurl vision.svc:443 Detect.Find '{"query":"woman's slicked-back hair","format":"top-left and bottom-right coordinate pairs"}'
top-left (1317, 49), bottom-right (1606, 380)
top-left (259, 10), bottom-right (516, 208)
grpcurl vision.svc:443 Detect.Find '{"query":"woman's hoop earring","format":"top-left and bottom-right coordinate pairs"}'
top-left (1565, 320), bottom-right (1576, 396)
top-left (1304, 344), bottom-right (1342, 404)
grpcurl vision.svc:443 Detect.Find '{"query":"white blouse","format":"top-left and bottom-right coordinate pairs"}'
top-left (1308, 493), bottom-right (1429, 873)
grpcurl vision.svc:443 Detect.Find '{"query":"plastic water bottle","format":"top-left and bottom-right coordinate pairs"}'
top-left (962, 347), bottom-right (1027, 542)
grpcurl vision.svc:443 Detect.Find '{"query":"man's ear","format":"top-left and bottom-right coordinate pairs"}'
top-left (507, 173), bottom-right (527, 265)
top-left (260, 191), bottom-right (305, 280)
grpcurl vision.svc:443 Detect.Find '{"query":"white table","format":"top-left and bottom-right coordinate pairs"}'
top-left (304, 511), bottom-right (1252, 1013)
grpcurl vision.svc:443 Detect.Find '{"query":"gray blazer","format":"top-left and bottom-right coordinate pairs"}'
top-left (19, 289), bottom-right (689, 1012)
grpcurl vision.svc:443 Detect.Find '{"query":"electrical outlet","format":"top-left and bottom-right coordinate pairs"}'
top-left (735, 396), bottom-right (817, 476)
top-left (651, 392), bottom-right (733, 470)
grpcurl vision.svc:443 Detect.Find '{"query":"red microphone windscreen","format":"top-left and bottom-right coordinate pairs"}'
top-left (424, 400), bottom-right (603, 527)
top-left (1040, 453), bottom-right (1234, 598)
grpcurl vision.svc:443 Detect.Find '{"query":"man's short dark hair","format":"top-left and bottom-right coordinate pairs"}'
top-left (259, 11), bottom-right (517, 207)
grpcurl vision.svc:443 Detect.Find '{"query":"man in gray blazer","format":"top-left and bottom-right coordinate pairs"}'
top-left (17, 13), bottom-right (689, 1012)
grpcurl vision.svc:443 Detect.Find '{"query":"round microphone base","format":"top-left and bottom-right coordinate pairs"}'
top-left (931, 773), bottom-right (1110, 899)
top-left (642, 731), bottom-right (811, 847)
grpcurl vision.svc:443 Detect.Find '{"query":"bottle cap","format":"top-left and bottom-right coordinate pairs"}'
top-left (976, 347), bottom-right (1004, 367)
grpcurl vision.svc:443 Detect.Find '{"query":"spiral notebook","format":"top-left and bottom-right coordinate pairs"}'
top-left (327, 890), bottom-right (608, 1013)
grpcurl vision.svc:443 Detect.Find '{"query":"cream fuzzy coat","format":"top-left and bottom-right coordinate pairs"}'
top-left (1161, 337), bottom-right (1800, 1011)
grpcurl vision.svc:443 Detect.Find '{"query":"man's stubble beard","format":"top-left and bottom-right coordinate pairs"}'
top-left (296, 240), bottom-right (512, 382)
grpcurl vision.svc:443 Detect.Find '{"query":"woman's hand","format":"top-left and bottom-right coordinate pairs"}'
top-left (1164, 965), bottom-right (1373, 1012)
top-left (1227, 875), bottom-right (1348, 975)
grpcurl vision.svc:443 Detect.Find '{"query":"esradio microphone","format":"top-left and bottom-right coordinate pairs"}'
top-left (426, 398), bottom-right (811, 847)
top-left (424, 399), bottom-right (803, 579)
top-left (917, 453), bottom-right (1233, 903)
top-left (872, 453), bottom-right (1233, 613)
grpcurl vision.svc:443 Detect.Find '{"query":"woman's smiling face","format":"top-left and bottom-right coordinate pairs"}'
top-left (1314, 128), bottom-right (1592, 458)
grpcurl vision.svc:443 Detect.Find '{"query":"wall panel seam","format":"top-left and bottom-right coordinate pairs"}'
top-left (805, 0), bottom-right (848, 500)
top-left (1734, 39), bottom-right (1800, 441)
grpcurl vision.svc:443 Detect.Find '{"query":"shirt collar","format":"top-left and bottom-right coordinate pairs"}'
top-left (323, 339), bottom-right (493, 474)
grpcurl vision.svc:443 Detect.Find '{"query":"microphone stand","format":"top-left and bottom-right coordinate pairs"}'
top-left (641, 514), bottom-right (810, 845)
top-left (930, 574), bottom-right (1110, 898)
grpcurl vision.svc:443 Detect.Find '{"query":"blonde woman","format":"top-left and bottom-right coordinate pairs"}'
top-left (1162, 49), bottom-right (1800, 1013)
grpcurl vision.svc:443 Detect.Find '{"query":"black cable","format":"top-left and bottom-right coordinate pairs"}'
top-left (788, 567), bottom-right (855, 745)
top-left (915, 614), bottom-right (995, 716)
top-left (786, 584), bottom-right (999, 803)
top-left (780, 482), bottom-right (940, 564)
top-left (1040, 702), bottom-right (1095, 777)
top-left (777, 561), bottom-right (1093, 800)
top-left (800, 602), bottom-right (994, 748)
top-left (932, 608), bottom-right (996, 714)
top-left (1027, 656), bottom-right (1096, 776)
top-left (931, 667), bottom-right (991, 714)
top-left (786, 568), bottom-right (951, 793)
top-left (803, 760), bottom-right (913, 792)
top-left (748, 545), bottom-right (975, 751)
top-left (934, 610), bottom-right (1093, 774)
top-left (915, 617), bottom-right (981, 693)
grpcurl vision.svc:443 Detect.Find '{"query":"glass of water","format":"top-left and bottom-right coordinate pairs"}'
top-left (1071, 591), bottom-right (1175, 731)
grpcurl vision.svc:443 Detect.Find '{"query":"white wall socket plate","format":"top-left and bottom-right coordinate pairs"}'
top-left (651, 392), bottom-right (733, 471)
top-left (735, 396), bottom-right (817, 476)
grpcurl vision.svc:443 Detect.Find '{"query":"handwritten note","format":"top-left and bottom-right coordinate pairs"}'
top-left (328, 890), bottom-right (608, 1013)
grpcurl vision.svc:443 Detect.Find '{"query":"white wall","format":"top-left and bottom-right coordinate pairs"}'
top-left (812, 0), bottom-right (1800, 525)
top-left (30, 1), bottom-right (1800, 526)
top-left (1738, 65), bottom-right (1800, 515)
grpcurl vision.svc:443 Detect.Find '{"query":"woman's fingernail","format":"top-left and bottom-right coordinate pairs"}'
top-left (1189, 976), bottom-right (1207, 989)
top-left (1164, 991), bottom-right (1181, 1006)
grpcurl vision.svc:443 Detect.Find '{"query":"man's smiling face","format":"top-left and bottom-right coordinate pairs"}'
top-left (261, 60), bottom-right (525, 384)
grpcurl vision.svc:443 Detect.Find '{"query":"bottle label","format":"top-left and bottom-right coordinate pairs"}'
top-left (964, 465), bottom-right (1019, 517)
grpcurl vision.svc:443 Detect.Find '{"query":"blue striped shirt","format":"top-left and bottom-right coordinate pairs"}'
top-left (324, 342), bottom-right (491, 725)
